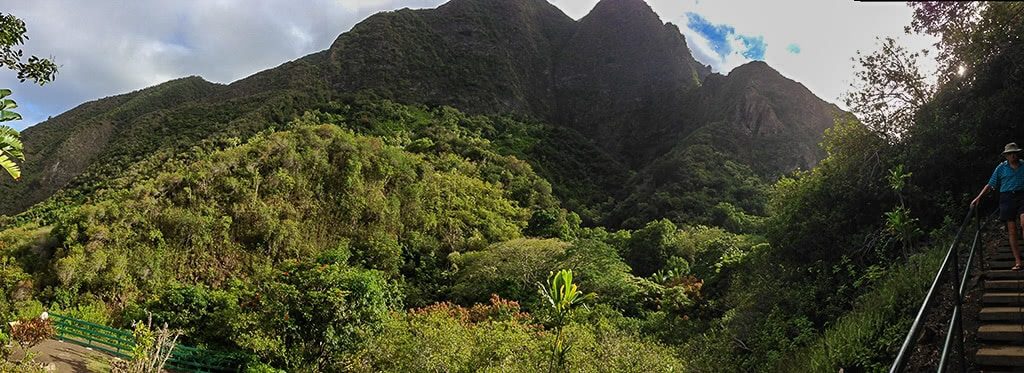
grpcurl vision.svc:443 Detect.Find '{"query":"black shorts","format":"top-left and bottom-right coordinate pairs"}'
top-left (1000, 191), bottom-right (1024, 221)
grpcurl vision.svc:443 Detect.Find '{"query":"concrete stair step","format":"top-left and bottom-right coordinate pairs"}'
top-left (982, 307), bottom-right (1024, 321)
top-left (978, 324), bottom-right (1024, 341)
top-left (993, 253), bottom-right (1019, 260)
top-left (984, 292), bottom-right (1024, 305)
top-left (992, 260), bottom-right (1020, 269)
top-left (977, 345), bottom-right (1024, 366)
top-left (988, 281), bottom-right (1024, 290)
top-left (988, 270), bottom-right (1024, 280)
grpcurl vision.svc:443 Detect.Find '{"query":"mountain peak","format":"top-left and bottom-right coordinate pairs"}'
top-left (5, 0), bottom-right (846, 216)
top-left (438, 0), bottom-right (570, 18)
top-left (728, 60), bottom-right (777, 76)
top-left (591, 0), bottom-right (658, 13)
top-left (582, 0), bottom-right (663, 28)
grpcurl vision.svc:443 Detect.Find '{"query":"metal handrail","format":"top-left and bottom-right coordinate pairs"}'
top-left (49, 312), bottom-right (243, 372)
top-left (890, 205), bottom-right (993, 372)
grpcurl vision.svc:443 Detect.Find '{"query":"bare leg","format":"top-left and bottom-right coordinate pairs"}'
top-left (1010, 220), bottom-right (1022, 268)
top-left (1018, 214), bottom-right (1024, 266)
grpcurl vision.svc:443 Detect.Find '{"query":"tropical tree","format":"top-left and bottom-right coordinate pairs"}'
top-left (843, 37), bottom-right (933, 143)
top-left (907, 2), bottom-right (984, 83)
top-left (0, 12), bottom-right (58, 181)
top-left (0, 13), bottom-right (58, 85)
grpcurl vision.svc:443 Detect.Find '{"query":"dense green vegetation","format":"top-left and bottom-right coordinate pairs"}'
top-left (0, 71), bottom-right (998, 371)
top-left (6, 1), bottom-right (1024, 372)
top-left (0, 97), bottom-right (916, 371)
top-left (1, 101), bottom-right (713, 370)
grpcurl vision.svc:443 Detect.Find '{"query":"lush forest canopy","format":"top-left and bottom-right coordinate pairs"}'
top-left (2, 1), bottom-right (1022, 372)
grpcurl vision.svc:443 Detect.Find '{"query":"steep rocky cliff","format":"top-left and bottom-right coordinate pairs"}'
top-left (690, 61), bottom-right (844, 176)
top-left (554, 0), bottom-right (709, 164)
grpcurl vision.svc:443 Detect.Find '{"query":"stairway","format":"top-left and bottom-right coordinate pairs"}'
top-left (977, 242), bottom-right (1024, 368)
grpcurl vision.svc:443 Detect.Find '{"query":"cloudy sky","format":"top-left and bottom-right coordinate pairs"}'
top-left (2, 0), bottom-right (936, 130)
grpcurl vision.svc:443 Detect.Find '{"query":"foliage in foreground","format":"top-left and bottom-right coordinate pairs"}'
top-left (0, 81), bottom-right (994, 373)
top-left (786, 243), bottom-right (946, 372)
top-left (347, 299), bottom-right (684, 373)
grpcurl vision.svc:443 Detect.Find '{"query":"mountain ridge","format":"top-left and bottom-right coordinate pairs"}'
top-left (4, 0), bottom-right (844, 227)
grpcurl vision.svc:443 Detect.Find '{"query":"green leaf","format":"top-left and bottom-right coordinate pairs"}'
top-left (0, 130), bottom-right (23, 161)
top-left (0, 153), bottom-right (21, 180)
top-left (0, 111), bottom-right (22, 122)
top-left (1, 99), bottom-right (17, 111)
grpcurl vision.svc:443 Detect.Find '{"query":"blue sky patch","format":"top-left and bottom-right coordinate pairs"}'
top-left (164, 13), bottom-right (193, 50)
top-left (685, 12), bottom-right (735, 58)
top-left (739, 35), bottom-right (765, 60)
top-left (787, 43), bottom-right (801, 54)
top-left (685, 12), bottom-right (765, 61)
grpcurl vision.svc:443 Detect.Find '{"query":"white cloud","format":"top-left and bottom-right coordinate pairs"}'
top-left (0, 0), bottom-right (447, 129)
top-left (666, 0), bottom-right (938, 107)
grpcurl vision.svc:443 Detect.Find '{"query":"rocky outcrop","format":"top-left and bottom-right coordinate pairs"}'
top-left (554, 0), bottom-right (707, 165)
top-left (691, 61), bottom-right (844, 175)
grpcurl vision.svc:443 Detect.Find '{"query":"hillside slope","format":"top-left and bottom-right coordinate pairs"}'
top-left (3, 0), bottom-right (843, 228)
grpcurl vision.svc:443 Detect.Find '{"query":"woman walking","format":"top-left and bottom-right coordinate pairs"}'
top-left (972, 143), bottom-right (1024, 270)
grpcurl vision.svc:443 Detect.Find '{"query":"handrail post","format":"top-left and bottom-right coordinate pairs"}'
top-left (949, 222), bottom-right (964, 373)
top-left (978, 208), bottom-right (986, 276)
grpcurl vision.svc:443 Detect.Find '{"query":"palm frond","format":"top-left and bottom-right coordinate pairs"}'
top-left (0, 153), bottom-right (21, 180)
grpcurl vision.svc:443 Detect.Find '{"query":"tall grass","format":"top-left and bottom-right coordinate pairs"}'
top-left (786, 244), bottom-right (947, 372)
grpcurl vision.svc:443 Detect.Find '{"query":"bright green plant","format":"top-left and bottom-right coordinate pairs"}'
top-left (885, 206), bottom-right (921, 258)
top-left (0, 89), bottom-right (23, 180)
top-left (886, 164), bottom-right (911, 206)
top-left (885, 165), bottom-right (919, 258)
top-left (538, 269), bottom-right (591, 372)
top-left (0, 89), bottom-right (19, 122)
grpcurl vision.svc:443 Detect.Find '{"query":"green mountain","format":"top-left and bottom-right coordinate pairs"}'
top-left (8, 0), bottom-right (981, 372)
top-left (3, 0), bottom-right (841, 227)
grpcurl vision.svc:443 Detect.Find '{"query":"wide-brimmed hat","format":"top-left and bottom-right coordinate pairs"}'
top-left (1004, 142), bottom-right (1023, 154)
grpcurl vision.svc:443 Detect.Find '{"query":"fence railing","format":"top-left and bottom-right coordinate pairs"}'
top-left (49, 312), bottom-right (242, 373)
top-left (890, 205), bottom-right (991, 372)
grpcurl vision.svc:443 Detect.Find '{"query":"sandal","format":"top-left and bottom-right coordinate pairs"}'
top-left (1013, 264), bottom-right (1023, 271)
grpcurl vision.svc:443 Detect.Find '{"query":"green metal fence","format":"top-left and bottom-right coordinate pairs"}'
top-left (49, 313), bottom-right (242, 373)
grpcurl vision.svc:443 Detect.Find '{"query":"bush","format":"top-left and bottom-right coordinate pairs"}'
top-left (347, 300), bottom-right (547, 372)
top-left (449, 238), bottom-right (569, 305)
top-left (229, 261), bottom-right (400, 371)
top-left (9, 317), bottom-right (54, 349)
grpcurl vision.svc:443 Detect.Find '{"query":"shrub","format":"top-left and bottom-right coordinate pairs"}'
top-left (9, 316), bottom-right (53, 349)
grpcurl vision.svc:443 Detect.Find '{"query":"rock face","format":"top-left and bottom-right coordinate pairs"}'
top-left (321, 0), bottom-right (837, 172)
top-left (1, 0), bottom-right (845, 218)
top-left (328, 0), bottom-right (576, 118)
top-left (690, 61), bottom-right (843, 175)
top-left (554, 0), bottom-right (708, 163)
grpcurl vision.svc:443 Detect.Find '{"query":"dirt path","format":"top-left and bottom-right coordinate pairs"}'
top-left (9, 339), bottom-right (113, 372)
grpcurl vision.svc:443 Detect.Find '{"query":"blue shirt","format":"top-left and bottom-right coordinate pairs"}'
top-left (988, 161), bottom-right (1024, 192)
